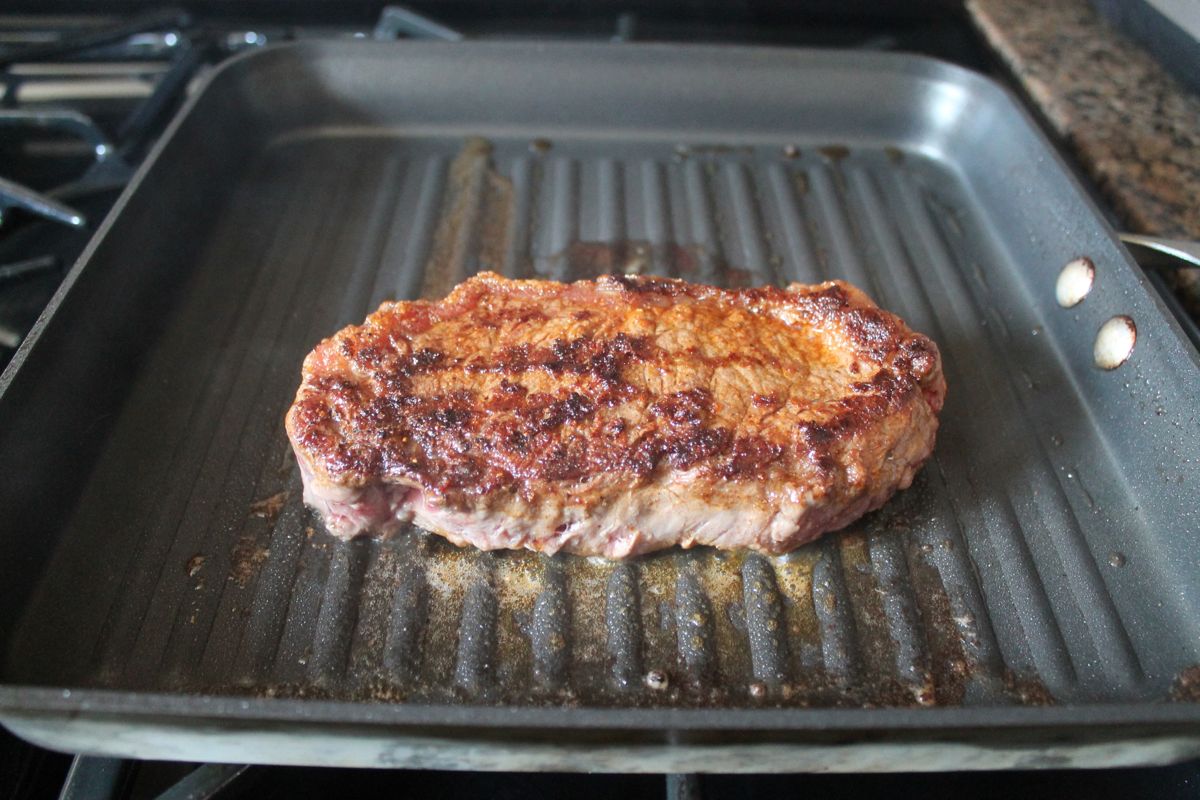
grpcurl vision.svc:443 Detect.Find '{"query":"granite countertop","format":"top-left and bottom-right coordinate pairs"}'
top-left (966, 0), bottom-right (1200, 311)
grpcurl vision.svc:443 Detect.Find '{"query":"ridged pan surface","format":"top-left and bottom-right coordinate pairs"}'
top-left (2, 43), bottom-right (1199, 727)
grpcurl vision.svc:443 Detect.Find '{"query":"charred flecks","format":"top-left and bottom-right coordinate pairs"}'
top-left (430, 406), bottom-right (473, 430)
top-left (844, 307), bottom-right (902, 361)
top-left (798, 421), bottom-right (835, 447)
top-left (849, 369), bottom-right (915, 409)
top-left (893, 335), bottom-right (938, 377)
top-left (310, 375), bottom-right (364, 413)
top-left (322, 440), bottom-right (381, 478)
top-left (291, 396), bottom-right (333, 430)
top-left (486, 343), bottom-right (533, 373)
top-left (340, 336), bottom-right (446, 378)
top-left (549, 337), bottom-right (584, 370)
top-left (489, 379), bottom-right (530, 412)
top-left (797, 421), bottom-right (838, 474)
top-left (465, 334), bottom-right (653, 386)
top-left (540, 442), bottom-right (588, 482)
top-left (790, 283), bottom-right (849, 320)
top-left (562, 391), bottom-right (596, 422)
top-left (715, 436), bottom-right (784, 479)
top-left (530, 392), bottom-right (597, 433)
top-left (665, 427), bottom-right (733, 470)
top-left (304, 371), bottom-right (794, 493)
top-left (342, 340), bottom-right (387, 369)
top-left (608, 434), bottom-right (652, 477)
top-left (407, 396), bottom-right (477, 452)
top-left (651, 387), bottom-right (713, 427)
top-left (647, 388), bottom-right (729, 470)
top-left (543, 333), bottom-right (653, 382)
top-left (296, 368), bottom-right (912, 496)
top-left (405, 347), bottom-right (445, 374)
top-left (505, 429), bottom-right (529, 453)
top-left (379, 438), bottom-right (420, 476)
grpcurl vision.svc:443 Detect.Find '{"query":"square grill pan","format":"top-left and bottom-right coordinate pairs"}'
top-left (1, 42), bottom-right (1199, 771)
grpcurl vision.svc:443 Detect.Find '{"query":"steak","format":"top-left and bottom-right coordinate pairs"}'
top-left (286, 272), bottom-right (945, 557)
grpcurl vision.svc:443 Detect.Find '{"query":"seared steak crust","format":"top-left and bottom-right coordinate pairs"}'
top-left (286, 272), bottom-right (945, 557)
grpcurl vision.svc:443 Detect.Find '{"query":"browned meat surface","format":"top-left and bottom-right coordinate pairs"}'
top-left (286, 272), bottom-right (946, 557)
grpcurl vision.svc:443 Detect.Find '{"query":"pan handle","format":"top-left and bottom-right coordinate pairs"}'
top-left (1119, 233), bottom-right (1200, 270)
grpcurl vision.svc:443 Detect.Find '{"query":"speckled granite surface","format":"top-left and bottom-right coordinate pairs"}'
top-left (967, 0), bottom-right (1200, 308)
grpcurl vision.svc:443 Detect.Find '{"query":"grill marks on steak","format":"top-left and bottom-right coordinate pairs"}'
top-left (302, 338), bottom-right (782, 495)
top-left (287, 272), bottom-right (946, 557)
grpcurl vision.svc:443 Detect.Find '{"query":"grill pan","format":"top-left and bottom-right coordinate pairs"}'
top-left (1, 41), bottom-right (1199, 771)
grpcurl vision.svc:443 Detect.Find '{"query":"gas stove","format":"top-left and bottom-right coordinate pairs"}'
top-left (0, 2), bottom-right (996, 371)
top-left (1, 4), bottom-right (1197, 798)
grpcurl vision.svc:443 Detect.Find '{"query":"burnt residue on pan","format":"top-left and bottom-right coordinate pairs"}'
top-left (249, 491), bottom-right (288, 522)
top-left (421, 137), bottom-right (514, 298)
top-left (229, 534), bottom-right (271, 590)
top-left (818, 144), bottom-right (851, 162)
top-left (1171, 665), bottom-right (1200, 702)
top-left (426, 137), bottom-right (782, 290)
top-left (1005, 672), bottom-right (1057, 707)
top-left (905, 553), bottom-right (969, 706)
top-left (178, 460), bottom-right (1040, 711)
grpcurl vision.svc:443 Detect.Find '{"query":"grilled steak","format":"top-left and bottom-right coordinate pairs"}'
top-left (286, 272), bottom-right (945, 557)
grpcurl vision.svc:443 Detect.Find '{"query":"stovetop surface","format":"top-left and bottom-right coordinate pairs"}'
top-left (3, 732), bottom-right (1199, 800)
top-left (0, 4), bottom-right (1197, 798)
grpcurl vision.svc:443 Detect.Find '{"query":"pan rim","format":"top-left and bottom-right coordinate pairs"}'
top-left (1, 685), bottom-right (1198, 732)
